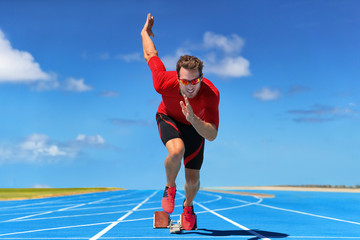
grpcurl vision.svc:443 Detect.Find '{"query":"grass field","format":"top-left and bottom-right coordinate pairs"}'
top-left (0, 187), bottom-right (124, 200)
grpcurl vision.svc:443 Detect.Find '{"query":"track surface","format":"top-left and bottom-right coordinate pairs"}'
top-left (0, 189), bottom-right (359, 239)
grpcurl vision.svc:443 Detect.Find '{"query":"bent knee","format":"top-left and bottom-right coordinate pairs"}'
top-left (166, 139), bottom-right (185, 161)
top-left (168, 148), bottom-right (184, 161)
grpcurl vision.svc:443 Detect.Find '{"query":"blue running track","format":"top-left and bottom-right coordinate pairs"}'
top-left (0, 189), bottom-right (359, 239)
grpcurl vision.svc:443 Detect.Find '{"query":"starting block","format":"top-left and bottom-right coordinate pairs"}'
top-left (153, 211), bottom-right (170, 228)
top-left (153, 211), bottom-right (197, 234)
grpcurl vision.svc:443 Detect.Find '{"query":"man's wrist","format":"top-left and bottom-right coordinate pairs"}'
top-left (189, 114), bottom-right (199, 125)
top-left (141, 30), bottom-right (148, 37)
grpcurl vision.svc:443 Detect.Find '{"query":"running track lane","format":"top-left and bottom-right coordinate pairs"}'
top-left (0, 189), bottom-right (359, 239)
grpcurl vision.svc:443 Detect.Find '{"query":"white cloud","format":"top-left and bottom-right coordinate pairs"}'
top-left (287, 104), bottom-right (359, 123)
top-left (115, 52), bottom-right (142, 62)
top-left (161, 32), bottom-right (250, 78)
top-left (203, 32), bottom-right (250, 78)
top-left (206, 56), bottom-right (250, 77)
top-left (84, 51), bottom-right (142, 63)
top-left (32, 75), bottom-right (60, 91)
top-left (162, 48), bottom-right (190, 71)
top-left (253, 87), bottom-right (281, 101)
top-left (0, 29), bottom-right (91, 92)
top-left (76, 134), bottom-right (105, 145)
top-left (20, 134), bottom-right (68, 159)
top-left (203, 32), bottom-right (244, 54)
top-left (0, 147), bottom-right (11, 160)
top-left (62, 78), bottom-right (92, 92)
top-left (0, 133), bottom-right (106, 164)
top-left (0, 30), bottom-right (50, 83)
top-left (33, 76), bottom-right (93, 92)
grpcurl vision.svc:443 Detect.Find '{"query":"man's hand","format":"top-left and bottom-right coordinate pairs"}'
top-left (142, 13), bottom-right (155, 38)
top-left (141, 13), bottom-right (157, 63)
top-left (180, 96), bottom-right (196, 123)
top-left (180, 96), bottom-right (218, 141)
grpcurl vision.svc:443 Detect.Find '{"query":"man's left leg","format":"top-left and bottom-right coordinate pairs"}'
top-left (180, 123), bottom-right (203, 230)
top-left (182, 168), bottom-right (199, 230)
top-left (184, 168), bottom-right (200, 207)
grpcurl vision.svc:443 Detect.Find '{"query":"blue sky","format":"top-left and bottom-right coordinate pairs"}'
top-left (0, 0), bottom-right (359, 189)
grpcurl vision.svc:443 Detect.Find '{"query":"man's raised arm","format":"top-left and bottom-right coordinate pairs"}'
top-left (141, 13), bottom-right (158, 63)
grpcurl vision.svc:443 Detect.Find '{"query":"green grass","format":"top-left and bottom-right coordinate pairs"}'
top-left (0, 187), bottom-right (124, 200)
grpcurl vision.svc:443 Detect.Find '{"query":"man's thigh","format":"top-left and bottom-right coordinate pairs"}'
top-left (165, 138), bottom-right (185, 157)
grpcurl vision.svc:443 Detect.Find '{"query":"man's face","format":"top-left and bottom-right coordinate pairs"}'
top-left (178, 67), bottom-right (202, 99)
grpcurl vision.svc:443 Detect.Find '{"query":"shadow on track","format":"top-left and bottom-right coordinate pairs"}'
top-left (183, 228), bottom-right (289, 239)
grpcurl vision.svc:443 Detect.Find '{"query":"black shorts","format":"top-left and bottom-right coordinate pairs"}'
top-left (156, 113), bottom-right (205, 170)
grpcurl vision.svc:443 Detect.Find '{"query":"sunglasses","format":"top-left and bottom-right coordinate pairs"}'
top-left (178, 76), bottom-right (202, 85)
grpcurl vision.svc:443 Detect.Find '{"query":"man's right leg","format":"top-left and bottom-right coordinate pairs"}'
top-left (162, 138), bottom-right (184, 213)
top-left (156, 114), bottom-right (185, 213)
top-left (165, 138), bottom-right (184, 188)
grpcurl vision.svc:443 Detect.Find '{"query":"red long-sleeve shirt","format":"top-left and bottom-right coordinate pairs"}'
top-left (148, 56), bottom-right (220, 130)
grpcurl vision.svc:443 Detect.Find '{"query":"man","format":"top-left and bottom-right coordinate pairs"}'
top-left (141, 13), bottom-right (219, 230)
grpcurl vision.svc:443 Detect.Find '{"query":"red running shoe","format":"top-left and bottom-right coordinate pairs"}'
top-left (161, 186), bottom-right (176, 214)
top-left (182, 202), bottom-right (196, 230)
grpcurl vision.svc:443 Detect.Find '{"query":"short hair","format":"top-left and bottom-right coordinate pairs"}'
top-left (176, 55), bottom-right (203, 77)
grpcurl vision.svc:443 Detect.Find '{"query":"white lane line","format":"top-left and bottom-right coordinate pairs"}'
top-left (89, 190), bottom-right (158, 240)
top-left (57, 203), bottom-right (87, 212)
top-left (4, 211), bottom-right (55, 222)
top-left (178, 192), bottom-right (271, 240)
top-left (88, 198), bottom-right (112, 205)
top-left (0, 203), bottom-right (76, 214)
top-left (211, 192), bottom-right (360, 227)
top-left (197, 191), bottom-right (223, 204)
top-left (0, 221), bottom-right (113, 237)
top-left (4, 204), bottom-right (87, 222)
top-left (195, 196), bottom-right (263, 214)
top-left (17, 198), bottom-right (268, 223)
top-left (3, 192), bottom-right (132, 222)
top-left (1, 192), bottom-right (260, 223)
top-left (210, 190), bottom-right (360, 227)
top-left (0, 200), bottom-right (59, 211)
top-left (0, 191), bottom-right (157, 237)
top-left (1, 237), bottom-right (360, 239)
top-left (228, 196), bottom-right (263, 206)
top-left (196, 201), bottom-right (271, 240)
top-left (229, 195), bottom-right (360, 226)
top-left (257, 203), bottom-right (360, 226)
top-left (0, 237), bottom-right (256, 239)
top-left (0, 192), bottom-right (110, 212)
top-left (287, 237), bottom-right (360, 239)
